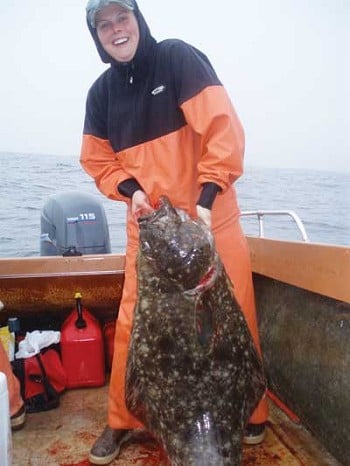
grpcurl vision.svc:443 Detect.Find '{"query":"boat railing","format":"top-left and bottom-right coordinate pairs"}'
top-left (240, 210), bottom-right (310, 242)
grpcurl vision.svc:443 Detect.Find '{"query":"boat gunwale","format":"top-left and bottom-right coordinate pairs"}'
top-left (0, 253), bottom-right (125, 276)
top-left (247, 236), bottom-right (350, 303)
top-left (0, 270), bottom-right (124, 279)
top-left (1, 240), bottom-right (349, 303)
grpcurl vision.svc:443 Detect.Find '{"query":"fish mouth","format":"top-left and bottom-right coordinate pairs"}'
top-left (137, 196), bottom-right (173, 225)
top-left (137, 207), bottom-right (162, 225)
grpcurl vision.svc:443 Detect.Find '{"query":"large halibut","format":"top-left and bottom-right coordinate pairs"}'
top-left (126, 196), bottom-right (266, 465)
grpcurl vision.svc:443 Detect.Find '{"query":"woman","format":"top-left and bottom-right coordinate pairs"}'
top-left (81, 1), bottom-right (268, 464)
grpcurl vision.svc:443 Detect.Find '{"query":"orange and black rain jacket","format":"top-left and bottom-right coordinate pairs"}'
top-left (81, 1), bottom-right (245, 221)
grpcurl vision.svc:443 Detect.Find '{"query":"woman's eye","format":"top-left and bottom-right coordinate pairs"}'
top-left (97, 22), bottom-right (110, 32)
top-left (116, 14), bottom-right (128, 23)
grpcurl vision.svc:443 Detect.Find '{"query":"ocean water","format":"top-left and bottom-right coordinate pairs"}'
top-left (0, 152), bottom-right (349, 258)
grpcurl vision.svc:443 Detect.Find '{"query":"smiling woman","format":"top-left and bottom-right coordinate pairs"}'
top-left (94, 5), bottom-right (140, 63)
top-left (81, 0), bottom-right (269, 464)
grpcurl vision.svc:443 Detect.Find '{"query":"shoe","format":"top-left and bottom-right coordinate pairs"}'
top-left (11, 405), bottom-right (26, 431)
top-left (89, 426), bottom-right (132, 465)
top-left (243, 422), bottom-right (266, 445)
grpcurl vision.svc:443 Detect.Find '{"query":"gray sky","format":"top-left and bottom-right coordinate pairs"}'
top-left (0, 0), bottom-right (349, 172)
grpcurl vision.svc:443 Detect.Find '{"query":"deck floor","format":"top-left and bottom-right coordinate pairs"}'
top-left (12, 384), bottom-right (341, 466)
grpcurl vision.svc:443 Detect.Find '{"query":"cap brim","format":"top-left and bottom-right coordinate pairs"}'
top-left (88, 1), bottom-right (135, 28)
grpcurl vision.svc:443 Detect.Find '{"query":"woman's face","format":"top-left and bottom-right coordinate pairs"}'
top-left (95, 4), bottom-right (140, 63)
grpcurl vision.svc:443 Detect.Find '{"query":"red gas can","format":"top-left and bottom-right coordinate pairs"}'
top-left (61, 292), bottom-right (105, 388)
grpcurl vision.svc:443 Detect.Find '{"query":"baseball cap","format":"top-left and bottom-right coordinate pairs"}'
top-left (86, 0), bottom-right (135, 28)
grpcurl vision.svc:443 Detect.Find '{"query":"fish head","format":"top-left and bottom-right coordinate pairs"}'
top-left (138, 196), bottom-right (216, 289)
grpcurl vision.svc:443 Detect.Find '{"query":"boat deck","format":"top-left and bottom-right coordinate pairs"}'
top-left (12, 384), bottom-right (341, 466)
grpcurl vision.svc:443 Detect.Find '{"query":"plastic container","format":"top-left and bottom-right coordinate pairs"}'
top-left (0, 372), bottom-right (12, 466)
top-left (60, 293), bottom-right (105, 388)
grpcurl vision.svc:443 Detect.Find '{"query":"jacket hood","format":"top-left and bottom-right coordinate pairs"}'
top-left (86, 1), bottom-right (157, 69)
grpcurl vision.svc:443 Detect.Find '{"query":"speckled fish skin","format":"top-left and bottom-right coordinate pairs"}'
top-left (126, 196), bottom-right (266, 466)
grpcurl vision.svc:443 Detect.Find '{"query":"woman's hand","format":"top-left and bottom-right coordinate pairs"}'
top-left (132, 190), bottom-right (153, 218)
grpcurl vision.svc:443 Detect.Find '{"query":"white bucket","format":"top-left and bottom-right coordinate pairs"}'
top-left (0, 372), bottom-right (12, 466)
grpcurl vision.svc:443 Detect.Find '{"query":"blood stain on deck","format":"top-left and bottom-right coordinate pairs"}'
top-left (47, 439), bottom-right (71, 456)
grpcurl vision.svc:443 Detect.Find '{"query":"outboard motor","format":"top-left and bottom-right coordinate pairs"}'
top-left (40, 191), bottom-right (111, 256)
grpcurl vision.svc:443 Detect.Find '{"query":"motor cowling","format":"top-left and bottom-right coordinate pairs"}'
top-left (40, 191), bottom-right (111, 256)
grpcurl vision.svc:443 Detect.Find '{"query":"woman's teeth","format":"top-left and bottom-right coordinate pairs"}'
top-left (113, 38), bottom-right (128, 45)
